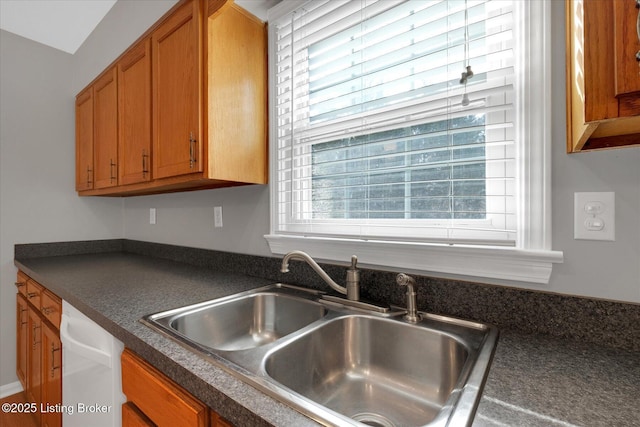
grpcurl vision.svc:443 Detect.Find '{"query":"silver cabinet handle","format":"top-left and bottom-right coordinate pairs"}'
top-left (189, 132), bottom-right (196, 169)
top-left (32, 323), bottom-right (40, 349)
top-left (142, 149), bottom-right (149, 178)
top-left (50, 344), bottom-right (61, 378)
top-left (110, 159), bottom-right (117, 183)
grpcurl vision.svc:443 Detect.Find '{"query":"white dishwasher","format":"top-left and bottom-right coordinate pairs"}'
top-left (60, 300), bottom-right (125, 427)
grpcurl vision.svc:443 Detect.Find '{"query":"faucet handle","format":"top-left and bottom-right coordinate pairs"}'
top-left (345, 255), bottom-right (360, 301)
top-left (349, 255), bottom-right (358, 270)
top-left (396, 273), bottom-right (420, 323)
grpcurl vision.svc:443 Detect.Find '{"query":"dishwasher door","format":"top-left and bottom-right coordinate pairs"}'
top-left (60, 300), bottom-right (125, 427)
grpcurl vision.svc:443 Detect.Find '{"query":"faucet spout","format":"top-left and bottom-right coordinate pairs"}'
top-left (281, 251), bottom-right (360, 301)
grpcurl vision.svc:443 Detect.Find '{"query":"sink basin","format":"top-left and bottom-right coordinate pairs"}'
top-left (264, 315), bottom-right (468, 427)
top-left (143, 287), bottom-right (327, 351)
top-left (142, 284), bottom-right (498, 426)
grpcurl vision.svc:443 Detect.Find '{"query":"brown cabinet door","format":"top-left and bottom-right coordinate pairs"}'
top-left (583, 0), bottom-right (640, 120)
top-left (614, 0), bottom-right (640, 97)
top-left (16, 294), bottom-right (28, 389)
top-left (94, 66), bottom-right (119, 189)
top-left (26, 279), bottom-right (42, 309)
top-left (119, 38), bottom-right (152, 186)
top-left (210, 411), bottom-right (233, 427)
top-left (152, 0), bottom-right (203, 179)
top-left (122, 402), bottom-right (155, 427)
top-left (41, 323), bottom-right (62, 427)
top-left (16, 271), bottom-right (28, 297)
top-left (75, 88), bottom-right (94, 191)
top-left (122, 349), bottom-right (208, 427)
top-left (27, 307), bottom-right (42, 407)
top-left (41, 290), bottom-right (62, 330)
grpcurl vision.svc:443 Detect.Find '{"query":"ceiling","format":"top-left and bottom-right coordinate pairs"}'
top-left (0, 0), bottom-right (279, 55)
top-left (0, 0), bottom-right (117, 54)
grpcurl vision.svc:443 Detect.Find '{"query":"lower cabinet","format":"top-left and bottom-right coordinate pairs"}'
top-left (26, 307), bottom-right (42, 406)
top-left (16, 293), bottom-right (28, 389)
top-left (15, 272), bottom-right (62, 427)
top-left (41, 324), bottom-right (61, 427)
top-left (210, 413), bottom-right (233, 427)
top-left (121, 349), bottom-right (233, 427)
top-left (122, 401), bottom-right (155, 426)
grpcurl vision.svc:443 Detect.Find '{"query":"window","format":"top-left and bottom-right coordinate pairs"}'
top-left (266, 0), bottom-right (563, 285)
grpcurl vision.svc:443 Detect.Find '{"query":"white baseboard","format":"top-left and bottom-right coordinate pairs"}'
top-left (0, 381), bottom-right (24, 399)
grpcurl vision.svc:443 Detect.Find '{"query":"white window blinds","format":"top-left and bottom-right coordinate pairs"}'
top-left (272, 0), bottom-right (517, 246)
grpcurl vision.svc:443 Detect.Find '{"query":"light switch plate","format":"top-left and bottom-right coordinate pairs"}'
top-left (574, 192), bottom-right (614, 241)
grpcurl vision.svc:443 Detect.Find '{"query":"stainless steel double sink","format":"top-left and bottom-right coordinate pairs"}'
top-left (142, 284), bottom-right (498, 427)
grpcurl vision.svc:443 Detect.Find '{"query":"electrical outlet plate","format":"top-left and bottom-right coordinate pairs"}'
top-left (574, 192), bottom-right (614, 241)
top-left (149, 208), bottom-right (157, 225)
top-left (214, 206), bottom-right (223, 228)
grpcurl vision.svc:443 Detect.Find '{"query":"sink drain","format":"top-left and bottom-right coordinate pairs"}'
top-left (352, 412), bottom-right (396, 427)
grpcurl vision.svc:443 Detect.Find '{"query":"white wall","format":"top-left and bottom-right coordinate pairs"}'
top-left (0, 30), bottom-right (123, 392)
top-left (123, 185), bottom-right (271, 256)
top-left (72, 0), bottom-right (178, 92)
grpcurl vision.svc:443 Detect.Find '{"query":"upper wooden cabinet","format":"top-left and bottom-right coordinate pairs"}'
top-left (75, 0), bottom-right (267, 196)
top-left (75, 88), bottom-right (94, 191)
top-left (119, 38), bottom-right (152, 186)
top-left (614, 1), bottom-right (640, 98)
top-left (566, 0), bottom-right (640, 152)
top-left (152, 0), bottom-right (203, 180)
top-left (206, 1), bottom-right (268, 185)
top-left (93, 67), bottom-right (119, 189)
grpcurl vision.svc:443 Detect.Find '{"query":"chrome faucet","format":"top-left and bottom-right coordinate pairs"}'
top-left (397, 273), bottom-right (421, 322)
top-left (281, 250), bottom-right (360, 301)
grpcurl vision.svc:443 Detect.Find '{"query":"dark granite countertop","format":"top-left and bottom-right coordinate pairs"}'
top-left (14, 250), bottom-right (640, 427)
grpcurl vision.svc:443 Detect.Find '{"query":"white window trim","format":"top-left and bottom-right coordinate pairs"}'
top-left (265, 0), bottom-right (563, 286)
top-left (266, 234), bottom-right (563, 285)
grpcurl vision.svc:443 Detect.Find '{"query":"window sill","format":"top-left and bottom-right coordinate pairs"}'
top-left (265, 234), bottom-right (564, 286)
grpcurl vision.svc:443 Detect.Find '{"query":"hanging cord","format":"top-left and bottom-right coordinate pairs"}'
top-left (460, 0), bottom-right (473, 105)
